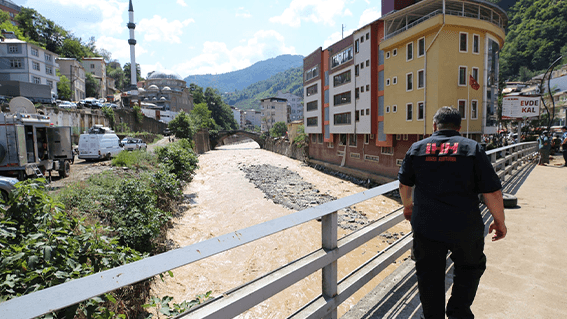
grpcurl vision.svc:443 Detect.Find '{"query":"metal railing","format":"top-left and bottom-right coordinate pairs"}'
top-left (0, 142), bottom-right (538, 319)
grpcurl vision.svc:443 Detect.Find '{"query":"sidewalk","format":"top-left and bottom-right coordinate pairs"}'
top-left (343, 156), bottom-right (567, 319)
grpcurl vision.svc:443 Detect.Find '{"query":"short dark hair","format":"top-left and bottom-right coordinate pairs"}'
top-left (562, 125), bottom-right (567, 130)
top-left (433, 106), bottom-right (461, 129)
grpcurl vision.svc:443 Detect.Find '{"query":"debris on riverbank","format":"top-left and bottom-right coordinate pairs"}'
top-left (239, 164), bottom-right (370, 231)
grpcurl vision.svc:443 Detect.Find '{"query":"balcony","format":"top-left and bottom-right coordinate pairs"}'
top-left (382, 0), bottom-right (507, 41)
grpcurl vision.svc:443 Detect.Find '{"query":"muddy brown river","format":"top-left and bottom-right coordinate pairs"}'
top-left (150, 141), bottom-right (411, 318)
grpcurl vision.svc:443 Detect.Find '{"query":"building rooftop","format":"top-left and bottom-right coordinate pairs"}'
top-left (148, 70), bottom-right (183, 81)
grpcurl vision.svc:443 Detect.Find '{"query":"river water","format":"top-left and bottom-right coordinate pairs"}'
top-left (150, 141), bottom-right (411, 318)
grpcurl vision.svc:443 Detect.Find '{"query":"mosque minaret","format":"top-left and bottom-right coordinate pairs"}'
top-left (127, 0), bottom-right (138, 92)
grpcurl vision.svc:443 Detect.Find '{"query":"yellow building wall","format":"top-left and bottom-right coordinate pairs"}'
top-left (382, 14), bottom-right (505, 135)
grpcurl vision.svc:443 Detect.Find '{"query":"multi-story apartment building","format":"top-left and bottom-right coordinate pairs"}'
top-left (56, 58), bottom-right (86, 101)
top-left (261, 97), bottom-right (289, 132)
top-left (0, 38), bottom-right (59, 93)
top-left (81, 57), bottom-right (106, 98)
top-left (245, 109), bottom-right (262, 130)
top-left (304, 0), bottom-right (507, 179)
top-left (0, 0), bottom-right (21, 26)
top-left (276, 90), bottom-right (303, 121)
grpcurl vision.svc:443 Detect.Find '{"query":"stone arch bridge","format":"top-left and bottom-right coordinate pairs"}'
top-left (211, 130), bottom-right (265, 149)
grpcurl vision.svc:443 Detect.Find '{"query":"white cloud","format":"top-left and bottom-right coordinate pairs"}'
top-left (177, 0), bottom-right (188, 7)
top-left (358, 7), bottom-right (381, 27)
top-left (236, 7), bottom-right (252, 18)
top-left (137, 15), bottom-right (195, 43)
top-left (323, 28), bottom-right (354, 49)
top-left (269, 0), bottom-right (351, 27)
top-left (95, 36), bottom-right (148, 62)
top-left (173, 30), bottom-right (296, 76)
top-left (140, 62), bottom-right (165, 79)
top-left (25, 0), bottom-right (128, 36)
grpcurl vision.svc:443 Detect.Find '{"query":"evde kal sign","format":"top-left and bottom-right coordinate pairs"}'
top-left (502, 95), bottom-right (541, 119)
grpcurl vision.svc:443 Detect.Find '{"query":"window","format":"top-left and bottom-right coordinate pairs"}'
top-left (458, 100), bottom-right (467, 119)
top-left (406, 103), bottom-right (413, 121)
top-left (318, 134), bottom-right (323, 143)
top-left (334, 112), bottom-right (351, 125)
top-left (306, 101), bottom-right (318, 111)
top-left (328, 142), bottom-right (334, 148)
top-left (396, 134), bottom-right (402, 140)
top-left (471, 100), bottom-right (478, 119)
top-left (305, 66), bottom-right (319, 81)
top-left (393, 48), bottom-right (397, 56)
top-left (354, 87), bottom-right (359, 99)
top-left (472, 67), bottom-right (479, 81)
top-left (31, 48), bottom-right (38, 56)
top-left (331, 47), bottom-right (353, 68)
top-left (403, 134), bottom-right (409, 140)
top-left (365, 154), bottom-right (379, 162)
top-left (306, 117), bottom-right (318, 126)
top-left (392, 105), bottom-right (397, 113)
top-left (386, 78), bottom-right (391, 86)
top-left (8, 45), bottom-right (17, 53)
top-left (417, 69), bottom-right (424, 89)
top-left (406, 42), bottom-right (413, 61)
top-left (366, 108), bottom-right (369, 115)
top-left (364, 134), bottom-right (370, 144)
top-left (417, 102), bottom-right (424, 120)
top-left (311, 134), bottom-right (317, 143)
top-left (459, 66), bottom-right (467, 86)
top-left (381, 147), bottom-right (394, 155)
top-left (355, 39), bottom-right (360, 53)
top-left (366, 84), bottom-right (370, 91)
top-left (32, 61), bottom-right (40, 71)
top-left (306, 84), bottom-right (318, 96)
top-left (366, 32), bottom-right (369, 40)
top-left (361, 86), bottom-right (364, 93)
top-left (418, 37), bottom-right (425, 57)
top-left (10, 59), bottom-right (22, 68)
top-left (361, 36), bottom-right (364, 43)
top-left (366, 60), bottom-right (369, 67)
top-left (356, 110), bottom-right (360, 121)
top-left (386, 51), bottom-right (390, 59)
top-left (355, 64), bottom-right (359, 76)
top-left (349, 134), bottom-right (357, 146)
top-left (333, 91), bottom-right (351, 106)
top-left (360, 62), bottom-right (364, 70)
top-left (473, 34), bottom-right (480, 54)
top-left (33, 76), bottom-right (41, 84)
top-left (333, 70), bottom-right (351, 87)
top-left (46, 80), bottom-right (53, 88)
top-left (393, 76), bottom-right (397, 85)
top-left (339, 134), bottom-right (347, 145)
top-left (386, 105), bottom-right (390, 113)
top-left (46, 66), bottom-right (53, 75)
top-left (90, 64), bottom-right (95, 69)
top-left (45, 54), bottom-right (52, 62)
top-left (459, 32), bottom-right (468, 52)
top-left (406, 72), bottom-right (413, 91)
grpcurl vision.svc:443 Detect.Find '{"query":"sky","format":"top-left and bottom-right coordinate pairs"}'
top-left (12, 0), bottom-right (382, 79)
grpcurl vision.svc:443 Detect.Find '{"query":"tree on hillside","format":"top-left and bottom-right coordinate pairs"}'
top-left (169, 111), bottom-right (195, 140)
top-left (189, 83), bottom-right (205, 104)
top-left (57, 74), bottom-right (71, 100)
top-left (270, 121), bottom-right (287, 137)
top-left (204, 87), bottom-right (238, 130)
top-left (85, 73), bottom-right (100, 98)
top-left (107, 63), bottom-right (125, 91)
top-left (499, 0), bottom-right (567, 80)
top-left (123, 62), bottom-right (143, 84)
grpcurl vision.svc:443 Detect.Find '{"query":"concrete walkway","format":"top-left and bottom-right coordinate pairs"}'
top-left (343, 157), bottom-right (567, 319)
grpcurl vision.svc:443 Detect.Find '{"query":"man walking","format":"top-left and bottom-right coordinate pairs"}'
top-left (538, 131), bottom-right (551, 165)
top-left (398, 107), bottom-right (507, 319)
top-left (561, 126), bottom-right (567, 167)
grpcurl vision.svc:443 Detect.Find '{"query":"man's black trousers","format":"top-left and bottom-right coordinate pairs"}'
top-left (413, 232), bottom-right (486, 319)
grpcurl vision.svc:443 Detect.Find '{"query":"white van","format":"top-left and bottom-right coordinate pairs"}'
top-left (78, 125), bottom-right (123, 160)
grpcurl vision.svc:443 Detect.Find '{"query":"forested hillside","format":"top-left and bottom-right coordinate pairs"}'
top-left (499, 0), bottom-right (567, 81)
top-left (184, 54), bottom-right (303, 94)
top-left (222, 67), bottom-right (303, 110)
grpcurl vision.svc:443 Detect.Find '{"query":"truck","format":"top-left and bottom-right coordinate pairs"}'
top-left (0, 111), bottom-right (73, 180)
top-left (0, 81), bottom-right (56, 105)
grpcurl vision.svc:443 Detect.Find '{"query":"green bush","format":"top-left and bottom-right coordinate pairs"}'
top-left (0, 179), bottom-right (144, 317)
top-left (112, 149), bottom-right (157, 170)
top-left (154, 139), bottom-right (199, 182)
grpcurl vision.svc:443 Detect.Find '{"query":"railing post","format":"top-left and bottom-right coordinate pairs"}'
top-left (322, 211), bottom-right (338, 319)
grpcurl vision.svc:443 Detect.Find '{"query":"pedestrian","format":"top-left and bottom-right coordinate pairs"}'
top-left (561, 126), bottom-right (567, 167)
top-left (398, 106), bottom-right (507, 319)
top-left (537, 131), bottom-right (551, 165)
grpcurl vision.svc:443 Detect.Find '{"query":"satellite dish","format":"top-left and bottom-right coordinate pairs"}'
top-left (9, 97), bottom-right (35, 114)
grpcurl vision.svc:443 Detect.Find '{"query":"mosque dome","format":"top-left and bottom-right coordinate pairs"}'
top-left (148, 84), bottom-right (159, 91)
top-left (160, 96), bottom-right (166, 100)
top-left (147, 70), bottom-right (183, 81)
top-left (138, 87), bottom-right (145, 92)
top-left (162, 86), bottom-right (171, 91)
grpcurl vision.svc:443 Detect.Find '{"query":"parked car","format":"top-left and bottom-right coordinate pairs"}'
top-left (123, 138), bottom-right (147, 151)
top-left (0, 176), bottom-right (18, 203)
top-left (58, 101), bottom-right (77, 109)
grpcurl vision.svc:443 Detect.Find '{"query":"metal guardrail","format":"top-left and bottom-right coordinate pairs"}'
top-left (0, 142), bottom-right (538, 319)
